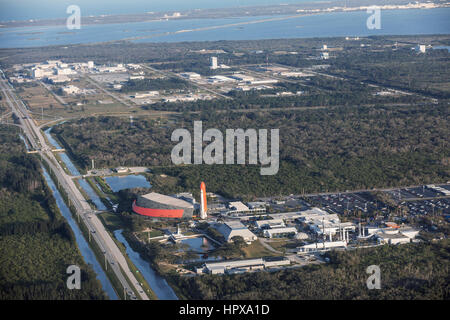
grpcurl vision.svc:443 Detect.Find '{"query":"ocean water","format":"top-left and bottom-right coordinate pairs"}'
top-left (0, 7), bottom-right (449, 48)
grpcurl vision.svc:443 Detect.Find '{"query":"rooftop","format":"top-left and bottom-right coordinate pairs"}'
top-left (141, 192), bottom-right (194, 208)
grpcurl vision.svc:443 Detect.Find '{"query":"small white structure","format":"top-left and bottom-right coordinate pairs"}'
top-left (180, 72), bottom-right (201, 80)
top-left (62, 85), bottom-right (80, 94)
top-left (416, 44), bottom-right (427, 53)
top-left (321, 52), bottom-right (329, 60)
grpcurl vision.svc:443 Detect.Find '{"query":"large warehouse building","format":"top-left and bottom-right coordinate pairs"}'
top-left (132, 192), bottom-right (194, 219)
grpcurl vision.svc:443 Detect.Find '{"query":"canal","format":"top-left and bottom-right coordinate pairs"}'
top-left (42, 167), bottom-right (118, 300)
top-left (114, 230), bottom-right (178, 300)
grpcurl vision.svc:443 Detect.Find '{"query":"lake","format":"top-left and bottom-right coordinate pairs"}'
top-left (104, 174), bottom-right (151, 192)
top-left (1, 8), bottom-right (449, 48)
top-left (180, 236), bottom-right (216, 253)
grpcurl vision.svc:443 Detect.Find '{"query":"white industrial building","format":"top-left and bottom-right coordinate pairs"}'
top-left (247, 202), bottom-right (267, 209)
top-left (255, 218), bottom-right (285, 229)
top-left (210, 57), bottom-right (218, 69)
top-left (247, 79), bottom-right (278, 85)
top-left (180, 72), bottom-right (201, 80)
top-left (264, 227), bottom-right (298, 238)
top-left (214, 221), bottom-right (258, 243)
top-left (297, 240), bottom-right (347, 254)
top-left (226, 201), bottom-right (266, 216)
top-left (62, 85), bottom-right (80, 95)
top-left (198, 257), bottom-right (290, 274)
top-left (32, 68), bottom-right (53, 79)
top-left (132, 91), bottom-right (159, 99)
top-left (376, 232), bottom-right (411, 245)
top-left (56, 68), bottom-right (76, 76)
top-left (397, 227), bottom-right (420, 239)
top-left (375, 226), bottom-right (419, 245)
top-left (297, 208), bottom-right (354, 234)
top-left (416, 44), bottom-right (427, 53)
top-left (207, 75), bottom-right (236, 83)
top-left (231, 74), bottom-right (254, 82)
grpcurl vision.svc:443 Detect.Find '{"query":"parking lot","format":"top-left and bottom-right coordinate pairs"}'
top-left (401, 198), bottom-right (450, 216)
top-left (306, 192), bottom-right (389, 216)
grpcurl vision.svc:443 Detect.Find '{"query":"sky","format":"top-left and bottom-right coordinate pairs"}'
top-left (0, 0), bottom-right (322, 21)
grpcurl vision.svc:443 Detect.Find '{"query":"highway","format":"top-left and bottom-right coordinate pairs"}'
top-left (0, 70), bottom-right (149, 300)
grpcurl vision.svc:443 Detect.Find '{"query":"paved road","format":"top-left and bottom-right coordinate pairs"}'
top-left (0, 70), bottom-right (149, 300)
top-left (258, 238), bottom-right (283, 254)
top-left (39, 80), bottom-right (68, 106)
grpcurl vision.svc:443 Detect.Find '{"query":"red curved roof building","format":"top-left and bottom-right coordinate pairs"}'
top-left (132, 192), bottom-right (194, 219)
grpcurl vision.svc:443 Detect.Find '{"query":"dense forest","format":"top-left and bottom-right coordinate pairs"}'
top-left (53, 102), bottom-right (449, 198)
top-left (171, 240), bottom-right (450, 300)
top-left (0, 125), bottom-right (105, 300)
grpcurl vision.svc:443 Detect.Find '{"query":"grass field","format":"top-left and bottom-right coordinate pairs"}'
top-left (242, 240), bottom-right (280, 258)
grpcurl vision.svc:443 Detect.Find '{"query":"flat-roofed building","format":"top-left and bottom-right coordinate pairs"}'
top-left (226, 201), bottom-right (266, 216)
top-left (200, 256), bottom-right (290, 274)
top-left (62, 85), bottom-right (80, 94)
top-left (297, 240), bottom-right (347, 253)
top-left (255, 218), bottom-right (285, 229)
top-left (377, 232), bottom-right (411, 245)
top-left (180, 72), bottom-right (201, 80)
top-left (264, 227), bottom-right (298, 238)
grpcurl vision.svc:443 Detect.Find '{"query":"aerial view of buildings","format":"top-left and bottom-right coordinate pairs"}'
top-left (0, 0), bottom-right (449, 311)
